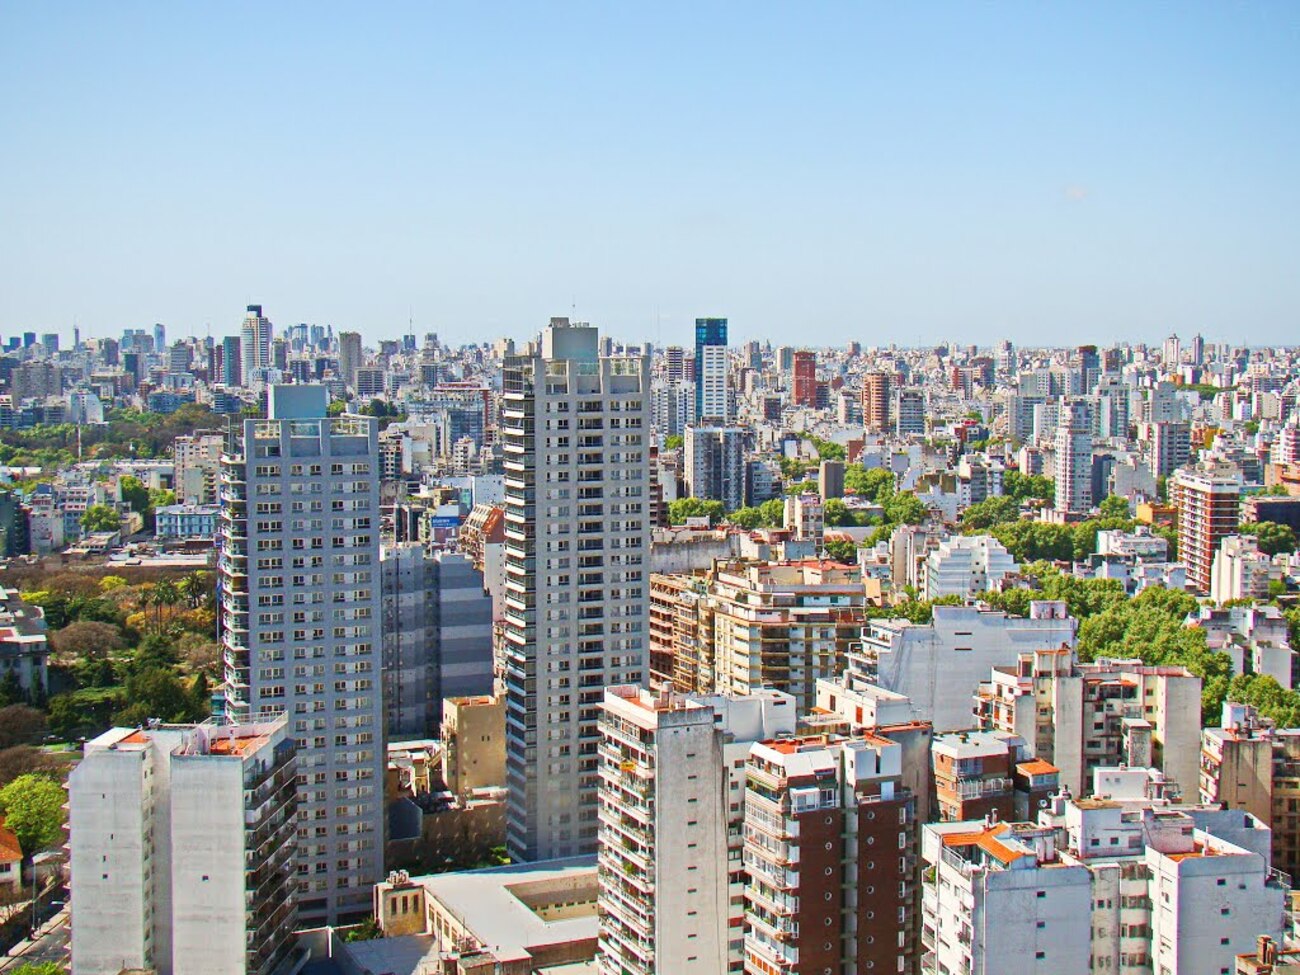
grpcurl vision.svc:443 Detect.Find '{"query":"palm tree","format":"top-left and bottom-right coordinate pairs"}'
top-left (178, 574), bottom-right (205, 609)
top-left (152, 579), bottom-right (179, 632)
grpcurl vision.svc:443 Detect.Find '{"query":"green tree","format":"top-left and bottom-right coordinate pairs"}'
top-left (883, 491), bottom-right (927, 526)
top-left (1240, 521), bottom-right (1298, 556)
top-left (0, 774), bottom-right (65, 859)
top-left (727, 506), bottom-right (766, 530)
top-left (961, 496), bottom-right (1021, 531)
top-left (758, 498), bottom-right (786, 527)
top-left (119, 475), bottom-right (151, 514)
top-left (1002, 472), bottom-right (1055, 503)
top-left (326, 400), bottom-right (347, 417)
top-left (806, 436), bottom-right (845, 460)
top-left (668, 498), bottom-right (726, 526)
top-left (824, 538), bottom-right (858, 562)
top-left (8, 962), bottom-right (64, 975)
top-left (663, 435), bottom-right (684, 451)
top-left (1097, 495), bottom-right (1130, 519)
top-left (845, 466), bottom-right (895, 504)
top-left (80, 505), bottom-right (121, 533)
top-left (114, 668), bottom-right (206, 726)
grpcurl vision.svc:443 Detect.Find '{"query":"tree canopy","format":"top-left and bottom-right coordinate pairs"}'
top-left (0, 774), bottom-right (65, 858)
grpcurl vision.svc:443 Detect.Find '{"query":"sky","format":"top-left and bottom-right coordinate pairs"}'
top-left (2, 3), bottom-right (1298, 349)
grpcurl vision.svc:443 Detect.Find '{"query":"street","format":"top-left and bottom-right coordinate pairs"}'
top-left (0, 907), bottom-right (69, 972)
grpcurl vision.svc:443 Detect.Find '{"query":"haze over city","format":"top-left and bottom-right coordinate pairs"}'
top-left (3, 3), bottom-right (1299, 347)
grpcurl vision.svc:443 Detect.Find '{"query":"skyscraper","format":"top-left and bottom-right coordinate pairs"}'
top-left (694, 317), bottom-right (728, 422)
top-left (502, 318), bottom-right (651, 862)
top-left (1054, 400), bottom-right (1093, 514)
top-left (239, 304), bottom-right (273, 383)
top-left (1171, 462), bottom-right (1243, 594)
top-left (221, 334), bottom-right (243, 386)
top-left (338, 331), bottom-right (363, 389)
top-left (791, 350), bottom-right (816, 407)
top-left (153, 321), bottom-right (166, 351)
top-left (218, 385), bottom-right (383, 924)
top-left (684, 424), bottom-right (747, 512)
top-left (862, 370), bottom-right (892, 433)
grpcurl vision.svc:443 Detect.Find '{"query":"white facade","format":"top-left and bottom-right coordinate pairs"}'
top-left (697, 343), bottom-right (730, 422)
top-left (1212, 534), bottom-right (1279, 605)
top-left (921, 534), bottom-right (1019, 601)
top-left (69, 720), bottom-right (297, 975)
top-left (596, 686), bottom-right (795, 975)
top-left (1054, 400), bottom-right (1093, 514)
top-left (503, 320), bottom-right (651, 862)
top-left (855, 602), bottom-right (1077, 732)
top-left (239, 305), bottom-right (272, 385)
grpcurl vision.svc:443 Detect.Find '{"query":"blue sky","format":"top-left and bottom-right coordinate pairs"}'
top-left (2, 3), bottom-right (1298, 348)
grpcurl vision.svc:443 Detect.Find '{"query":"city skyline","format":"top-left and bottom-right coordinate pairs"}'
top-left (3, 4), bottom-right (1298, 346)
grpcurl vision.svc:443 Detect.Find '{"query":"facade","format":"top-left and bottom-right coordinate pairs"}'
top-left (441, 693), bottom-right (506, 795)
top-left (791, 350), bottom-right (817, 408)
top-left (154, 502), bottom-right (220, 540)
top-left (69, 719), bottom-right (297, 975)
top-left (744, 732), bottom-right (921, 975)
top-left (502, 319), bottom-right (651, 862)
top-left (695, 317), bottom-right (729, 422)
top-left (218, 385), bottom-right (384, 923)
top-left (920, 534), bottom-right (1018, 601)
top-left (862, 370), bottom-right (892, 433)
top-left (173, 431), bottom-right (224, 505)
top-left (1147, 420), bottom-right (1192, 479)
top-left (239, 304), bottom-right (272, 383)
top-left (597, 685), bottom-right (795, 975)
top-left (895, 387), bottom-right (926, 436)
top-left (338, 330), bottom-right (363, 389)
top-left (1171, 462), bottom-right (1242, 594)
top-left (782, 492), bottom-right (824, 549)
top-left (1201, 702), bottom-right (1300, 879)
top-left (974, 649), bottom-right (1202, 798)
top-left (921, 795), bottom-right (1286, 975)
top-left (0, 587), bottom-right (49, 698)
top-left (1212, 534), bottom-right (1280, 605)
top-left (685, 424), bottom-right (748, 511)
top-left (1054, 399), bottom-right (1093, 514)
top-left (855, 602), bottom-right (1077, 733)
top-left (380, 544), bottom-right (495, 739)
top-left (1095, 525), bottom-right (1170, 560)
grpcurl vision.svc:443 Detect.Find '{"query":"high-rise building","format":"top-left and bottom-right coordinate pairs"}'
top-left (862, 370), bottom-right (891, 432)
top-left (684, 424), bottom-right (747, 512)
top-left (894, 387), bottom-right (926, 437)
top-left (664, 345), bottom-right (685, 384)
top-left (744, 732), bottom-right (921, 975)
top-left (791, 350), bottom-right (817, 408)
top-left (153, 321), bottom-right (167, 351)
top-left (1146, 419), bottom-right (1191, 479)
top-left (239, 304), bottom-right (273, 383)
top-left (173, 432), bottom-right (224, 505)
top-left (1189, 332), bottom-right (1205, 366)
top-left (596, 685), bottom-right (795, 975)
top-left (68, 718), bottom-right (298, 975)
top-left (220, 334), bottom-right (242, 386)
top-left (502, 319), bottom-right (651, 862)
top-left (694, 317), bottom-right (729, 421)
top-left (218, 385), bottom-right (383, 923)
top-left (379, 544), bottom-right (494, 739)
top-left (1054, 399), bottom-right (1093, 514)
top-left (338, 330), bottom-right (363, 389)
top-left (819, 458), bottom-right (845, 500)
top-left (1170, 462), bottom-right (1243, 594)
top-left (1162, 333), bottom-right (1182, 368)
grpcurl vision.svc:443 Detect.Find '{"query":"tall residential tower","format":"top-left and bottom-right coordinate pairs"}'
top-left (502, 319), bottom-right (651, 861)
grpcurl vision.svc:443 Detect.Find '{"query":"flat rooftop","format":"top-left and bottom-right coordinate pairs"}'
top-left (421, 856), bottom-right (599, 959)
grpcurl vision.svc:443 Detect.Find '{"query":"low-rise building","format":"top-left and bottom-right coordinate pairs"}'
top-left (154, 502), bottom-right (220, 540)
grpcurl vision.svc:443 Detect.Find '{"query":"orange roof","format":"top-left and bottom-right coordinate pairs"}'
top-left (119, 730), bottom-right (151, 745)
top-left (209, 734), bottom-right (267, 756)
top-left (940, 823), bottom-right (1028, 865)
top-left (0, 818), bottom-right (22, 862)
top-left (1017, 759), bottom-right (1059, 776)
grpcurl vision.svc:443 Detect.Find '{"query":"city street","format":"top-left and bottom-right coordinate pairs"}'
top-left (0, 907), bottom-right (70, 972)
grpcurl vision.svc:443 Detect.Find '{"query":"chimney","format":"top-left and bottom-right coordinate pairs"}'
top-left (1259, 934), bottom-right (1277, 967)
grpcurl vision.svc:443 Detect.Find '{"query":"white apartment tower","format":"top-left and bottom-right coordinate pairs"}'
top-left (68, 719), bottom-right (298, 975)
top-left (218, 385), bottom-right (384, 924)
top-left (502, 319), bottom-right (651, 861)
top-left (596, 685), bottom-right (796, 975)
top-left (1054, 399), bottom-right (1093, 514)
top-left (239, 304), bottom-right (273, 384)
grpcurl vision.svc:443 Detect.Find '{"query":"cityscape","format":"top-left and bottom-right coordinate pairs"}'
top-left (4, 5), bottom-right (1300, 975)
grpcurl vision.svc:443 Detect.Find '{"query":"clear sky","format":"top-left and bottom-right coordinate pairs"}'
top-left (2, 3), bottom-right (1298, 349)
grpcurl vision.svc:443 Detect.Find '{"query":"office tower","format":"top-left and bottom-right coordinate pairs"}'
top-left (379, 543), bottom-right (494, 739)
top-left (101, 336), bottom-right (119, 366)
top-left (221, 335), bottom-right (242, 386)
top-left (684, 424), bottom-right (747, 512)
top-left (1146, 419), bottom-right (1191, 479)
top-left (1190, 332), bottom-right (1205, 366)
top-left (271, 336), bottom-right (289, 371)
top-left (777, 345), bottom-right (794, 373)
top-left (791, 350), bottom-right (816, 407)
top-left (40, 332), bottom-right (59, 355)
top-left (694, 317), bottom-right (729, 421)
top-left (69, 718), bottom-right (297, 975)
top-left (664, 345), bottom-right (685, 384)
top-left (153, 321), bottom-right (167, 351)
top-left (502, 319), bottom-right (651, 862)
top-left (894, 387), bottom-right (926, 436)
top-left (168, 341), bottom-right (191, 374)
top-left (862, 370), bottom-right (891, 432)
top-left (596, 685), bottom-right (796, 975)
top-left (21, 331), bottom-right (34, 348)
top-left (744, 733), bottom-right (920, 975)
top-left (1054, 400), bottom-right (1093, 514)
top-left (745, 339), bottom-right (763, 371)
top-left (1170, 462), bottom-right (1243, 594)
top-left (355, 367), bottom-right (384, 398)
top-left (239, 304), bottom-right (273, 382)
top-left (338, 330), bottom-right (363, 389)
top-left (218, 385), bottom-right (383, 923)
top-left (1147, 380), bottom-right (1181, 422)
top-left (819, 458), bottom-right (844, 500)
top-left (1074, 344), bottom-right (1101, 393)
